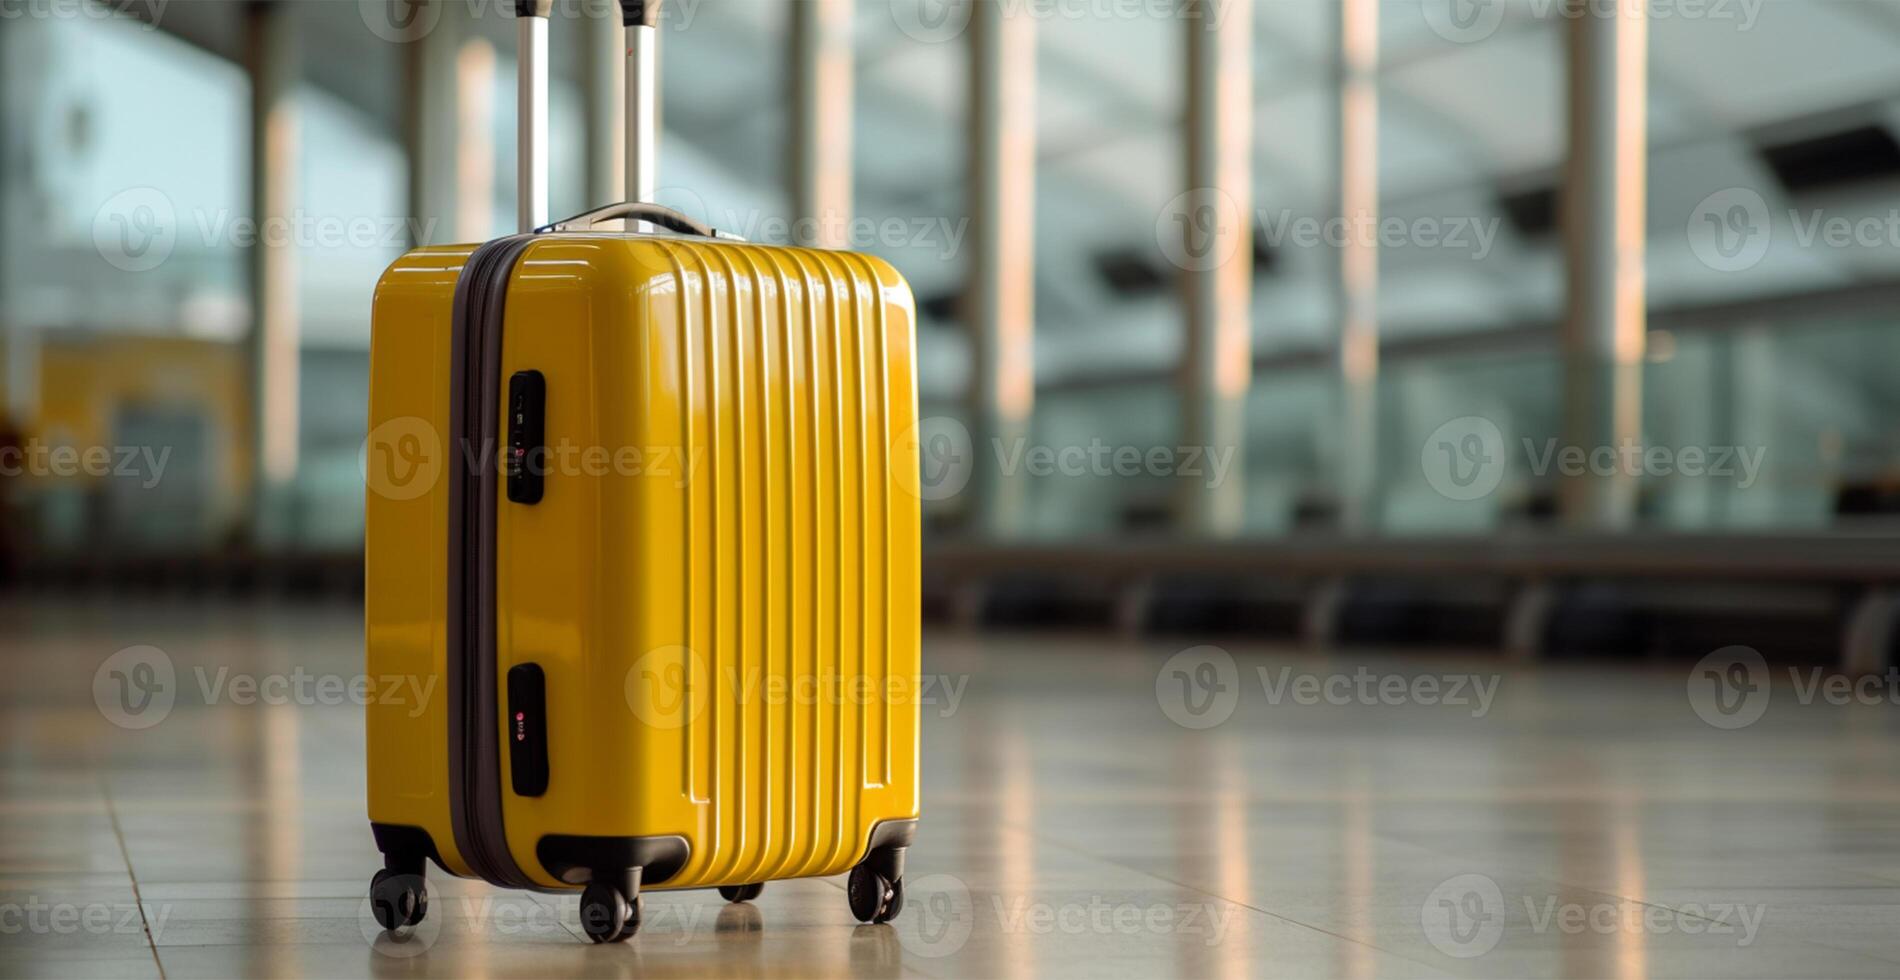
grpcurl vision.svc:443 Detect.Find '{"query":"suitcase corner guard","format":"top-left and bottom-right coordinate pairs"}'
top-left (535, 834), bottom-right (691, 887)
top-left (370, 822), bottom-right (449, 877)
top-left (861, 817), bottom-right (919, 882)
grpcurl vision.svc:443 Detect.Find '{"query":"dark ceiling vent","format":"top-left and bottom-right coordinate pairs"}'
top-left (1094, 248), bottom-right (1170, 298)
top-left (1760, 124), bottom-right (1900, 194)
top-left (1498, 184), bottom-right (1559, 239)
top-left (1093, 237), bottom-right (1277, 299)
top-left (1250, 237), bottom-right (1277, 276)
top-left (918, 291), bottom-right (960, 322)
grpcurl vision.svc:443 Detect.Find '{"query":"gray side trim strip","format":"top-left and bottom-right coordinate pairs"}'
top-left (447, 234), bottom-right (540, 890)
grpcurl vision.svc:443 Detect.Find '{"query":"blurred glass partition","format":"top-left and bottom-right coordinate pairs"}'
top-left (106, 405), bottom-right (211, 550)
top-left (292, 349), bottom-right (370, 553)
top-left (1645, 317), bottom-right (1900, 531)
top-left (1379, 347), bottom-right (1560, 534)
top-left (926, 308), bottom-right (1900, 543)
top-left (1023, 383), bottom-right (1178, 540)
top-left (0, 13), bottom-right (248, 340)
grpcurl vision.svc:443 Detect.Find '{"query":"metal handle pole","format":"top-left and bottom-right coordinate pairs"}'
top-left (516, 0), bottom-right (552, 232)
top-left (623, 1), bottom-right (659, 204)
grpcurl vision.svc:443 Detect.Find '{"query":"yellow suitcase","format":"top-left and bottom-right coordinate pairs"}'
top-left (363, 0), bottom-right (919, 944)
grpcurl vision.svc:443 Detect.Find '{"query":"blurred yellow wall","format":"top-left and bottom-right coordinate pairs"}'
top-left (30, 335), bottom-right (250, 540)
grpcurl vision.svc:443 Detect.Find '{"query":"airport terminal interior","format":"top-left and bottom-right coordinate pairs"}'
top-left (3, 1), bottom-right (1900, 978)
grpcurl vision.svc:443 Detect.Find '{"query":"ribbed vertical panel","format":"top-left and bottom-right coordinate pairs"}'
top-left (789, 247), bottom-right (823, 880)
top-left (731, 247), bottom-right (777, 884)
top-left (845, 252), bottom-right (892, 789)
top-left (666, 241), bottom-right (899, 885)
top-left (815, 246), bottom-right (847, 879)
top-left (691, 243), bottom-right (719, 811)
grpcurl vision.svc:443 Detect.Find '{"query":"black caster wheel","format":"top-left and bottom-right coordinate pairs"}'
top-left (881, 877), bottom-right (904, 922)
top-left (580, 881), bottom-right (641, 943)
top-left (369, 869), bottom-right (428, 931)
top-left (718, 883), bottom-right (764, 903)
top-left (848, 864), bottom-right (901, 924)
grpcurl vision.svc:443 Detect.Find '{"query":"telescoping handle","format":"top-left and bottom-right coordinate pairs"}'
top-left (514, 0), bottom-right (552, 232)
top-left (622, 0), bottom-right (659, 205)
top-left (536, 202), bottom-right (713, 237)
top-left (514, 1), bottom-right (665, 233)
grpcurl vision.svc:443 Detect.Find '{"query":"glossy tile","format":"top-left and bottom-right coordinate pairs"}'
top-left (4, 600), bottom-right (1900, 977)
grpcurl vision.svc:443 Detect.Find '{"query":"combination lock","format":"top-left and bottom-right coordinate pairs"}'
top-left (506, 370), bottom-right (545, 504)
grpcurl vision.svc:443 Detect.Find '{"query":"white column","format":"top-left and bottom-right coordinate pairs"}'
top-left (789, 0), bottom-right (854, 248)
top-left (455, 36), bottom-right (497, 242)
top-left (1561, 0), bottom-right (1648, 529)
top-left (246, 0), bottom-right (302, 532)
top-left (967, 1), bottom-right (1037, 538)
top-left (403, 0), bottom-right (464, 247)
top-left (1335, 0), bottom-right (1378, 532)
top-left (0, 15), bottom-right (33, 427)
top-left (586, 3), bottom-right (626, 210)
top-left (1180, 0), bottom-right (1252, 537)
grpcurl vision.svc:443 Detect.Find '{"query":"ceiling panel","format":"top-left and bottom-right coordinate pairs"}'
top-left (1651, 2), bottom-right (1900, 129)
top-left (1384, 25), bottom-right (1564, 175)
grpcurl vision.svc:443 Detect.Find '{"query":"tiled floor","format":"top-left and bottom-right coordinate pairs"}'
top-left (6, 599), bottom-right (1900, 978)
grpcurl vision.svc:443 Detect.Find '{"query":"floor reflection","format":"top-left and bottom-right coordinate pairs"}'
top-left (4, 602), bottom-right (1900, 978)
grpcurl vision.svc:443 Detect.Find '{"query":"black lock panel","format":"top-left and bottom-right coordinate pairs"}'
top-left (506, 370), bottom-right (545, 504)
top-left (506, 663), bottom-right (549, 797)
